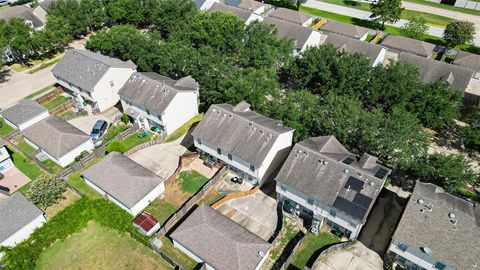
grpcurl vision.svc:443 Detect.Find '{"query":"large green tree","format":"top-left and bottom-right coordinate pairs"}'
top-left (370, 0), bottom-right (404, 29)
top-left (401, 16), bottom-right (428, 40)
top-left (443, 20), bottom-right (476, 48)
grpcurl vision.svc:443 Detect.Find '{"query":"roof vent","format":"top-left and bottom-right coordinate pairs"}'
top-left (421, 247), bottom-right (432, 254)
top-left (448, 212), bottom-right (456, 219)
top-left (417, 199), bottom-right (424, 205)
top-left (258, 251), bottom-right (265, 258)
top-left (344, 169), bottom-right (349, 174)
top-left (323, 160), bottom-right (328, 165)
top-left (369, 181), bottom-right (374, 187)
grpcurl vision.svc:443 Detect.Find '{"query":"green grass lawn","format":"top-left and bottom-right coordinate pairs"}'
top-left (160, 236), bottom-right (198, 270)
top-left (28, 58), bottom-right (62, 74)
top-left (16, 138), bottom-right (36, 155)
top-left (24, 84), bottom-right (55, 99)
top-left (404, 0), bottom-right (480, 16)
top-left (43, 95), bottom-right (68, 110)
top-left (41, 159), bottom-right (63, 174)
top-left (66, 157), bottom-right (104, 199)
top-left (0, 4), bottom-right (10, 10)
top-left (104, 124), bottom-right (127, 142)
top-left (289, 232), bottom-right (340, 269)
top-left (36, 221), bottom-right (172, 270)
top-left (0, 118), bottom-right (14, 136)
top-left (10, 150), bottom-right (44, 181)
top-left (270, 218), bottom-right (299, 261)
top-left (122, 132), bottom-right (156, 151)
top-left (165, 114), bottom-right (204, 143)
top-left (145, 199), bottom-right (178, 226)
top-left (178, 171), bottom-right (209, 194)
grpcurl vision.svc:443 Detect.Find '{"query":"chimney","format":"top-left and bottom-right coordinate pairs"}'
top-left (233, 101), bottom-right (251, 112)
top-left (359, 153), bottom-right (378, 169)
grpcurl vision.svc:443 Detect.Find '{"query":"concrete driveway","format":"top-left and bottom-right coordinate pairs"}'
top-left (216, 190), bottom-right (277, 241)
top-left (313, 242), bottom-right (383, 270)
top-left (215, 172), bottom-right (254, 194)
top-left (128, 136), bottom-right (187, 179)
top-left (68, 115), bottom-right (111, 135)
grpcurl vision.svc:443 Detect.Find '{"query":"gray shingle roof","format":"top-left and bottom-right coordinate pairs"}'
top-left (225, 0), bottom-right (264, 11)
top-left (276, 136), bottom-right (391, 223)
top-left (0, 6), bottom-right (44, 28)
top-left (0, 193), bottom-right (44, 243)
top-left (322, 33), bottom-right (384, 66)
top-left (381, 35), bottom-right (436, 58)
top-left (320, 20), bottom-right (370, 40)
top-left (171, 204), bottom-right (271, 270)
top-left (0, 99), bottom-right (48, 127)
top-left (268, 7), bottom-right (313, 25)
top-left (399, 52), bottom-right (474, 91)
top-left (263, 16), bottom-right (315, 50)
top-left (119, 72), bottom-right (198, 116)
top-left (81, 152), bottom-right (165, 209)
top-left (51, 49), bottom-right (137, 93)
top-left (209, 2), bottom-right (253, 22)
top-left (192, 102), bottom-right (294, 167)
top-left (38, 0), bottom-right (56, 11)
top-left (453, 51), bottom-right (480, 73)
top-left (22, 116), bottom-right (90, 158)
top-left (392, 181), bottom-right (480, 270)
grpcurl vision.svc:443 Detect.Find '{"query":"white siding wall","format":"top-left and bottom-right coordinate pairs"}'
top-left (24, 137), bottom-right (94, 167)
top-left (302, 17), bottom-right (314, 27)
top-left (200, 0), bottom-right (218, 10)
top-left (359, 33), bottom-right (369, 41)
top-left (373, 48), bottom-right (387, 67)
top-left (0, 214), bottom-right (46, 247)
top-left (301, 31), bottom-right (322, 54)
top-left (245, 13), bottom-right (264, 25)
top-left (0, 146), bottom-right (11, 163)
top-left (91, 67), bottom-right (136, 112)
top-left (276, 183), bottom-right (362, 239)
top-left (17, 111), bottom-right (50, 131)
top-left (162, 92), bottom-right (199, 135)
top-left (253, 5), bottom-right (265, 15)
top-left (257, 131), bottom-right (293, 185)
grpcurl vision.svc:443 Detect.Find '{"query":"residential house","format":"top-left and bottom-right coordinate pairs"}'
top-left (52, 49), bottom-right (137, 112)
top-left (119, 72), bottom-right (199, 135)
top-left (0, 138), bottom-right (13, 174)
top-left (453, 51), bottom-right (480, 79)
top-left (192, 101), bottom-right (294, 186)
top-left (194, 0), bottom-right (218, 10)
top-left (81, 152), bottom-right (166, 216)
top-left (224, 0), bottom-right (265, 14)
top-left (0, 99), bottom-right (49, 130)
top-left (275, 136), bottom-right (391, 239)
top-left (319, 20), bottom-right (371, 41)
top-left (33, 0), bottom-right (56, 25)
top-left (320, 32), bottom-right (386, 66)
top-left (0, 5), bottom-right (44, 29)
top-left (399, 52), bottom-right (479, 106)
top-left (385, 181), bottom-right (480, 270)
top-left (263, 17), bottom-right (322, 55)
top-left (381, 35), bottom-right (436, 58)
top-left (132, 212), bottom-right (160, 237)
top-left (0, 193), bottom-right (46, 254)
top-left (22, 116), bottom-right (95, 167)
top-left (268, 7), bottom-right (313, 27)
top-left (208, 2), bottom-right (262, 25)
top-left (171, 204), bottom-right (271, 270)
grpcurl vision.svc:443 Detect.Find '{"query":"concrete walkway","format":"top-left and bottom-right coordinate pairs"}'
top-left (304, 0), bottom-right (480, 45)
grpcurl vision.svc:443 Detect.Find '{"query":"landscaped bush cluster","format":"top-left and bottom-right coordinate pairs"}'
top-left (27, 176), bottom-right (66, 209)
top-left (0, 198), bottom-right (148, 269)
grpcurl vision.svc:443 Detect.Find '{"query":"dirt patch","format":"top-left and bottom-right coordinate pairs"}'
top-left (163, 180), bottom-right (190, 207)
top-left (44, 189), bottom-right (81, 219)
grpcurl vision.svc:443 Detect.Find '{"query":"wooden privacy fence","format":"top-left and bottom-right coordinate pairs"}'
top-left (158, 166), bottom-right (227, 235)
top-left (34, 87), bottom-right (63, 104)
top-left (211, 185), bottom-right (260, 209)
top-left (164, 152), bottom-right (200, 186)
top-left (49, 99), bottom-right (76, 115)
top-left (60, 110), bottom-right (88, 121)
top-left (123, 137), bottom-right (165, 156)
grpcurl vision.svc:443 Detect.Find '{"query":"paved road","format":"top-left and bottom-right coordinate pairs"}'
top-left (304, 0), bottom-right (480, 45)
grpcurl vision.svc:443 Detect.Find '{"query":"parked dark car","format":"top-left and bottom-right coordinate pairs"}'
top-left (230, 176), bottom-right (243, 184)
top-left (90, 120), bottom-right (108, 140)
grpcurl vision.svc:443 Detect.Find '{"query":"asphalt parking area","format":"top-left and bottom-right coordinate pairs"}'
top-left (216, 190), bottom-right (277, 241)
top-left (128, 137), bottom-right (187, 179)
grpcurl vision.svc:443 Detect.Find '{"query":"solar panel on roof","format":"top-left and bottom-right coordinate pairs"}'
top-left (333, 197), bottom-right (367, 221)
top-left (374, 168), bottom-right (388, 179)
top-left (342, 157), bottom-right (354, 165)
top-left (353, 193), bottom-right (373, 209)
top-left (345, 176), bottom-right (364, 192)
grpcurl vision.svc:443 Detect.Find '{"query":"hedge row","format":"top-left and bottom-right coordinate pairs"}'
top-left (0, 197), bottom-right (148, 269)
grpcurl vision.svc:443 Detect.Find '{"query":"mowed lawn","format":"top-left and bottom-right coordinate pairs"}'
top-left (36, 221), bottom-right (173, 270)
top-left (289, 232), bottom-right (340, 270)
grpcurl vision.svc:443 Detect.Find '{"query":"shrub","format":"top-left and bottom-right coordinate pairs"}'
top-left (74, 150), bottom-right (89, 162)
top-left (121, 113), bottom-right (130, 125)
top-left (27, 175), bottom-right (66, 209)
top-left (461, 126), bottom-right (480, 151)
top-left (106, 140), bottom-right (127, 153)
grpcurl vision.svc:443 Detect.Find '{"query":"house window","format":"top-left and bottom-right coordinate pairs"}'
top-left (434, 262), bottom-right (446, 270)
top-left (307, 198), bottom-right (314, 205)
top-left (228, 153), bottom-right (232, 160)
top-left (397, 242), bottom-right (408, 252)
top-left (217, 148), bottom-right (221, 155)
top-left (250, 164), bottom-right (255, 171)
top-left (329, 209), bottom-right (336, 217)
top-left (109, 80), bottom-right (114, 87)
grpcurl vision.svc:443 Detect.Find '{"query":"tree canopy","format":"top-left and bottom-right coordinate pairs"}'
top-left (443, 20), bottom-right (476, 48)
top-left (370, 0), bottom-right (404, 29)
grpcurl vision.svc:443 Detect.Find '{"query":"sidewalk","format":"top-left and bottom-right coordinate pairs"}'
top-left (304, 0), bottom-right (480, 45)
